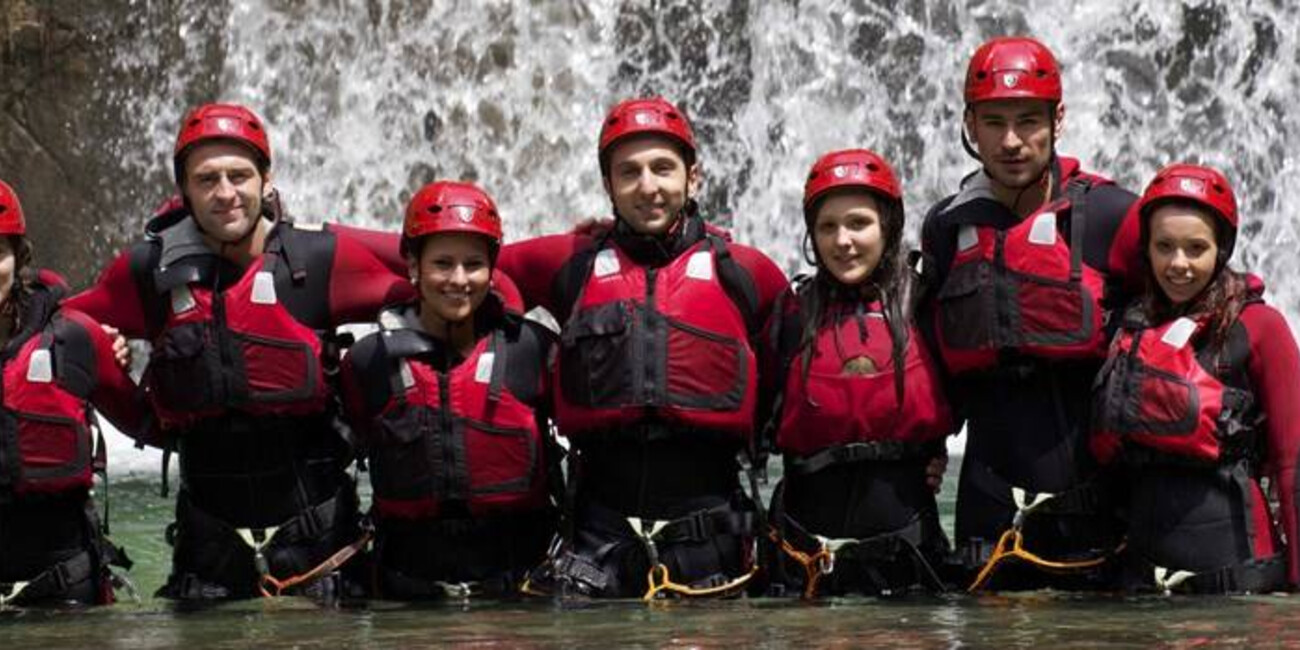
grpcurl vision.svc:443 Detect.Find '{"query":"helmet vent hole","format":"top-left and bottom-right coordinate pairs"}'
top-left (866, 163), bottom-right (879, 172)
top-left (189, 118), bottom-right (201, 127)
top-left (607, 117), bottom-right (618, 126)
top-left (1036, 69), bottom-right (1048, 78)
top-left (976, 71), bottom-right (988, 80)
top-left (666, 113), bottom-right (680, 121)
top-left (428, 205), bottom-right (442, 213)
top-left (248, 122), bottom-right (262, 131)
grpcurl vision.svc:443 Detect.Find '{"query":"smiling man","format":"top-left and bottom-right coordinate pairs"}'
top-left (498, 97), bottom-right (787, 599)
top-left (918, 37), bottom-right (1139, 591)
top-left (66, 103), bottom-right (412, 601)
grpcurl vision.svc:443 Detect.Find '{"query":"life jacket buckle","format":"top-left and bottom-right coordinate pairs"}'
top-left (235, 526), bottom-right (282, 578)
top-left (0, 581), bottom-right (30, 608)
top-left (1152, 565), bottom-right (1196, 595)
top-left (1010, 486), bottom-right (1055, 529)
top-left (626, 517), bottom-right (669, 569)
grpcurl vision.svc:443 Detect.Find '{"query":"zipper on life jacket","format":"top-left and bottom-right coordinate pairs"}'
top-left (642, 267), bottom-right (658, 408)
top-left (437, 370), bottom-right (455, 503)
top-left (210, 269), bottom-right (234, 404)
top-left (992, 230), bottom-right (1010, 348)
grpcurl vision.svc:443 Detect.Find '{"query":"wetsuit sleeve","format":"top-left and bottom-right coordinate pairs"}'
top-left (755, 287), bottom-right (795, 451)
top-left (62, 252), bottom-right (150, 338)
top-left (496, 233), bottom-right (588, 318)
top-left (1241, 304), bottom-right (1300, 587)
top-left (337, 345), bottom-right (373, 450)
top-left (919, 198), bottom-right (957, 292)
top-left (1081, 185), bottom-right (1139, 309)
top-left (729, 245), bottom-right (790, 327)
top-left (327, 233), bottom-right (416, 325)
top-left (331, 224), bottom-right (406, 276)
top-left (61, 309), bottom-right (158, 447)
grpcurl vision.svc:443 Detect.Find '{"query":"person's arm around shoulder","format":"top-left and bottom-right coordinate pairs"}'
top-left (63, 251), bottom-right (151, 339)
top-left (1242, 302), bottom-right (1300, 589)
top-left (327, 230), bottom-right (416, 326)
top-left (58, 308), bottom-right (161, 448)
top-left (726, 244), bottom-right (790, 327)
top-left (497, 232), bottom-right (591, 319)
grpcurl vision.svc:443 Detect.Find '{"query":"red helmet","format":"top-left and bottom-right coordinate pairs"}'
top-left (964, 37), bottom-right (1062, 104)
top-left (402, 181), bottom-right (504, 256)
top-left (598, 97), bottom-right (697, 171)
top-left (803, 149), bottom-right (903, 211)
top-left (1138, 163), bottom-right (1238, 229)
top-left (0, 180), bottom-right (26, 236)
top-left (173, 103), bottom-right (272, 183)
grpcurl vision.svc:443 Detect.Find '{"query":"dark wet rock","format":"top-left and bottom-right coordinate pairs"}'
top-left (423, 109), bottom-right (441, 143)
top-left (1164, 1), bottom-right (1227, 90)
top-left (0, 0), bottom-right (227, 287)
top-left (1237, 17), bottom-right (1277, 97)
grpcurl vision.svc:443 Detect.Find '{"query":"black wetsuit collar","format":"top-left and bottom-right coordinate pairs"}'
top-left (610, 203), bottom-right (706, 267)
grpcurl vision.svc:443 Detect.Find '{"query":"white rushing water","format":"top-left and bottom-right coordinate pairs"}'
top-left (100, 0), bottom-right (1300, 472)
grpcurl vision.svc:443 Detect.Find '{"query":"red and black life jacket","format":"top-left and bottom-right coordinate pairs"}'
top-left (1091, 305), bottom-right (1260, 467)
top-left (0, 275), bottom-right (104, 499)
top-left (932, 159), bottom-right (1111, 375)
top-left (129, 214), bottom-right (336, 429)
top-left (350, 289), bottom-right (550, 520)
top-left (552, 232), bottom-right (760, 440)
top-left (766, 277), bottom-right (951, 472)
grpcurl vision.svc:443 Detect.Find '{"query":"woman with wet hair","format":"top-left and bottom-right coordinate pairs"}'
top-left (0, 180), bottom-right (145, 606)
top-left (760, 150), bottom-right (954, 597)
top-left (1092, 163), bottom-right (1299, 594)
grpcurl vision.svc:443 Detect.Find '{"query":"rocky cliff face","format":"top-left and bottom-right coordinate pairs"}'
top-left (0, 0), bottom-right (224, 287)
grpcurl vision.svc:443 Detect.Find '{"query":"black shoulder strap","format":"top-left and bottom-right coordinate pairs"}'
top-left (271, 224), bottom-right (337, 330)
top-left (126, 240), bottom-right (167, 339)
top-left (550, 235), bottom-right (608, 326)
top-left (707, 234), bottom-right (762, 338)
top-left (50, 314), bottom-right (99, 400)
top-left (1065, 177), bottom-right (1093, 283)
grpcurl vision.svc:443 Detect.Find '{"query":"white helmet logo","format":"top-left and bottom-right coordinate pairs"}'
top-left (833, 165), bottom-right (848, 178)
top-left (1002, 73), bottom-right (1020, 89)
top-left (453, 206), bottom-right (476, 223)
top-left (215, 117), bottom-right (237, 133)
top-left (634, 112), bottom-right (654, 126)
top-left (1179, 178), bottom-right (1206, 195)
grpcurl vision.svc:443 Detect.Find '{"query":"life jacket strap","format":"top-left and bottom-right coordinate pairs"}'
top-left (784, 440), bottom-right (933, 477)
top-left (0, 550), bottom-right (94, 607)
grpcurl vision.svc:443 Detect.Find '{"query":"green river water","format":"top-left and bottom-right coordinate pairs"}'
top-left (4, 471), bottom-right (1298, 649)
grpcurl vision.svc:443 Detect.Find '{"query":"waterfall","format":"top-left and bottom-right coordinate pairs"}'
top-left (94, 0), bottom-right (1300, 472)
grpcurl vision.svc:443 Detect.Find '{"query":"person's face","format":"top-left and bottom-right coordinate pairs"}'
top-left (0, 237), bottom-right (14, 310)
top-left (182, 141), bottom-right (269, 243)
top-left (410, 232), bottom-right (492, 328)
top-left (812, 191), bottom-right (886, 286)
top-left (603, 135), bottom-right (700, 236)
top-left (965, 98), bottom-right (1062, 192)
top-left (1147, 203), bottom-right (1220, 305)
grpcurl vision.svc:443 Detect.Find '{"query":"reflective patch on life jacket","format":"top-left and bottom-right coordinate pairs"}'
top-left (957, 224), bottom-right (979, 251)
top-left (25, 349), bottom-right (53, 384)
top-left (474, 352), bottom-right (495, 384)
top-left (593, 248), bottom-right (620, 278)
top-left (1027, 212), bottom-right (1058, 246)
top-left (686, 251), bottom-right (714, 281)
top-left (170, 286), bottom-right (196, 314)
top-left (1160, 317), bottom-right (1197, 349)
top-left (251, 271), bottom-right (278, 305)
